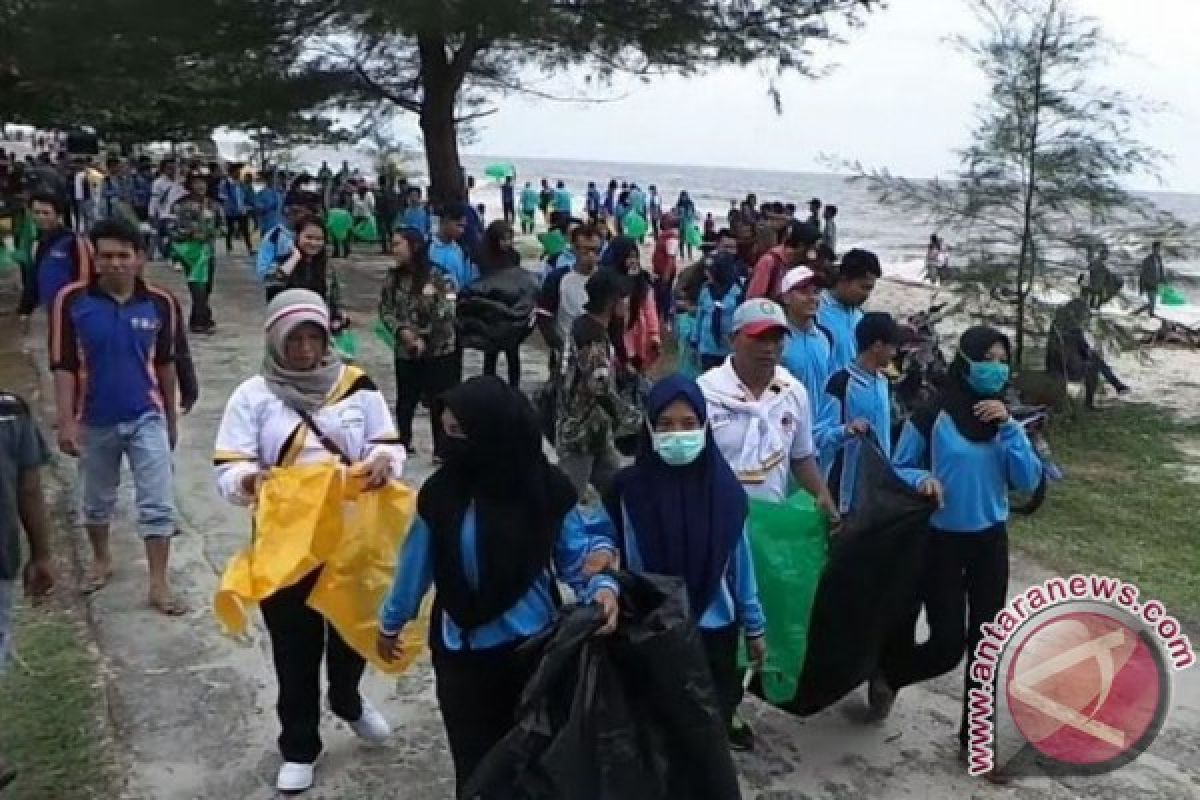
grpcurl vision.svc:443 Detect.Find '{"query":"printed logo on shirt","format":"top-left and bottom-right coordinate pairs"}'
top-left (338, 407), bottom-right (365, 431)
top-left (710, 411), bottom-right (736, 429)
top-left (129, 316), bottom-right (161, 332)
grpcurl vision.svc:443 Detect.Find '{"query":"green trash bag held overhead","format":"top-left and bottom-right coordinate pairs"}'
top-left (685, 224), bottom-right (703, 248)
top-left (623, 212), bottom-right (649, 240)
top-left (1160, 285), bottom-right (1187, 307)
top-left (740, 491), bottom-right (829, 705)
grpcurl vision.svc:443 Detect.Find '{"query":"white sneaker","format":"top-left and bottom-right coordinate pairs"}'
top-left (276, 761), bottom-right (315, 793)
top-left (348, 699), bottom-right (391, 744)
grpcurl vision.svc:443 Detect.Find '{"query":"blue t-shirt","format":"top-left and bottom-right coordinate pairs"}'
top-left (817, 291), bottom-right (865, 373)
top-left (553, 188), bottom-right (572, 214)
top-left (894, 414), bottom-right (1043, 533)
top-left (429, 236), bottom-right (478, 290)
top-left (50, 281), bottom-right (178, 427)
top-left (32, 230), bottom-right (86, 313)
top-left (378, 507), bottom-right (618, 650)
top-left (694, 283), bottom-right (742, 358)
top-left (782, 322), bottom-right (834, 410)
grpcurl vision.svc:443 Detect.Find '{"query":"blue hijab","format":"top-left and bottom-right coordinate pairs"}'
top-left (606, 374), bottom-right (749, 616)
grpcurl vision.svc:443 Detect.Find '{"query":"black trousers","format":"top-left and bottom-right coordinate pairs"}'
top-left (433, 643), bottom-right (536, 799)
top-left (881, 527), bottom-right (1008, 746)
top-left (225, 214), bottom-right (254, 252)
top-left (700, 625), bottom-right (742, 726)
top-left (260, 569), bottom-right (366, 763)
top-left (482, 346), bottom-right (522, 388)
top-left (377, 212), bottom-right (394, 253)
top-left (394, 352), bottom-right (460, 457)
top-left (332, 238), bottom-right (351, 259)
top-left (187, 281), bottom-right (213, 330)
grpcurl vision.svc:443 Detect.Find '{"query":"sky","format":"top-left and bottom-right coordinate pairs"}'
top-left (451, 0), bottom-right (1200, 192)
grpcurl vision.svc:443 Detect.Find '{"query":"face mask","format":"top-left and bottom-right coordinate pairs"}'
top-left (965, 358), bottom-right (1010, 395)
top-left (651, 429), bottom-right (707, 466)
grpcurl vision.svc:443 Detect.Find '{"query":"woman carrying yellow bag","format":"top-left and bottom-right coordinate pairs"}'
top-left (212, 289), bottom-right (407, 794)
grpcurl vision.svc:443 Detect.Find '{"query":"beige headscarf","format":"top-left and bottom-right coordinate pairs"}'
top-left (262, 289), bottom-right (342, 413)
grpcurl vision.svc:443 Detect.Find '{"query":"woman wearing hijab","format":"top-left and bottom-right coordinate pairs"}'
top-left (376, 376), bottom-right (620, 797)
top-left (601, 235), bottom-right (662, 376)
top-left (675, 190), bottom-right (698, 260)
top-left (693, 252), bottom-right (743, 371)
top-left (212, 289), bottom-right (406, 793)
top-left (877, 326), bottom-right (1043, 778)
top-left (602, 374), bottom-right (766, 751)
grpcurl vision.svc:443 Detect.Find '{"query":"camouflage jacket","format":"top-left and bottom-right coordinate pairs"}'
top-left (379, 268), bottom-right (457, 360)
top-left (556, 319), bottom-right (641, 453)
top-left (174, 197), bottom-right (219, 243)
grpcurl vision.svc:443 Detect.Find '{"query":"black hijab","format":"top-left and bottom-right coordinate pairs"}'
top-left (419, 376), bottom-right (578, 630)
top-left (921, 325), bottom-right (1012, 443)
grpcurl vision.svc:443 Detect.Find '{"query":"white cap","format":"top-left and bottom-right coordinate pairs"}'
top-left (781, 266), bottom-right (817, 294)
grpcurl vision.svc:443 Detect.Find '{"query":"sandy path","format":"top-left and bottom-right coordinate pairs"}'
top-left (12, 247), bottom-right (1199, 799)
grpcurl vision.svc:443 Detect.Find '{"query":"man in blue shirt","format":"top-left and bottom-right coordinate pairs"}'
top-left (220, 166), bottom-right (254, 254)
top-left (255, 170), bottom-right (284, 234)
top-left (17, 191), bottom-right (91, 324)
top-left (779, 266), bottom-right (834, 407)
top-left (817, 312), bottom-right (936, 514)
top-left (818, 248), bottom-right (881, 372)
top-left (428, 204), bottom-right (477, 290)
top-left (50, 218), bottom-right (186, 616)
top-left (399, 186), bottom-right (431, 241)
top-left (553, 180), bottom-right (572, 224)
top-left (585, 181), bottom-right (602, 225)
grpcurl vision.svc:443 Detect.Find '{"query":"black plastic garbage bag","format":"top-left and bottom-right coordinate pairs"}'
top-left (787, 441), bottom-right (934, 716)
top-left (464, 572), bottom-right (742, 800)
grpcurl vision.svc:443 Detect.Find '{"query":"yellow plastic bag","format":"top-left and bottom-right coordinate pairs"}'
top-left (214, 464), bottom-right (343, 632)
top-left (214, 463), bottom-right (426, 676)
top-left (308, 475), bottom-right (425, 675)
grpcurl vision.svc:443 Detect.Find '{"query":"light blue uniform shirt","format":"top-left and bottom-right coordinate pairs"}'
top-left (598, 503), bottom-right (765, 636)
top-left (429, 236), bottom-right (478, 290)
top-left (816, 364), bottom-right (927, 513)
top-left (553, 188), bottom-right (572, 214)
top-left (255, 225), bottom-right (293, 281)
top-left (817, 291), bottom-right (864, 372)
top-left (893, 414), bottom-right (1043, 533)
top-left (378, 507), bottom-right (619, 651)
top-left (693, 283), bottom-right (742, 358)
top-left (781, 322), bottom-right (834, 410)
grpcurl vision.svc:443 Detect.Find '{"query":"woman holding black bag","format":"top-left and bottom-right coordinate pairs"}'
top-left (375, 376), bottom-right (619, 798)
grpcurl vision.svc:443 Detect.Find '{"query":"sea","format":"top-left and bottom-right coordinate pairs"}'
top-left (263, 145), bottom-right (1200, 278)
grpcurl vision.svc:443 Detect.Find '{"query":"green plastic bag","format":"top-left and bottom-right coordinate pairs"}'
top-left (685, 224), bottom-right (703, 248)
top-left (537, 230), bottom-right (567, 258)
top-left (373, 317), bottom-right (396, 351)
top-left (484, 163), bottom-right (515, 181)
top-left (623, 212), bottom-right (648, 240)
top-left (172, 241), bottom-right (212, 284)
top-left (326, 208), bottom-right (354, 242)
top-left (352, 215), bottom-right (379, 243)
top-left (741, 492), bottom-right (829, 704)
top-left (332, 329), bottom-right (359, 361)
top-left (1160, 285), bottom-right (1187, 307)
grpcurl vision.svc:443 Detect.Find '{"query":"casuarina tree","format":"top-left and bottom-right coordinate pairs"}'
top-left (850, 0), bottom-right (1185, 365)
top-left (310, 0), bottom-right (878, 206)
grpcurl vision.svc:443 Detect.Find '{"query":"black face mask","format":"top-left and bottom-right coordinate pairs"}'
top-left (440, 434), bottom-right (474, 467)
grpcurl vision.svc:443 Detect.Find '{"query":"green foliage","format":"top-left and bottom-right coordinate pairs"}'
top-left (851, 0), bottom-right (1186, 364)
top-left (1, 0), bottom-right (343, 146)
top-left (310, 0), bottom-right (877, 201)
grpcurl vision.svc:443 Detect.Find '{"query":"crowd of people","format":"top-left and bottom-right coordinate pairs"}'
top-left (2, 137), bottom-right (1068, 796)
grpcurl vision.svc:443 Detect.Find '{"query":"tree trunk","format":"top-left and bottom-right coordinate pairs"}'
top-left (420, 83), bottom-right (464, 207)
top-left (1013, 1), bottom-right (1054, 368)
top-left (418, 33), bottom-right (467, 208)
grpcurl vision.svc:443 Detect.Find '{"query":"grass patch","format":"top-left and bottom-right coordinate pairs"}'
top-left (0, 604), bottom-right (116, 799)
top-left (1012, 403), bottom-right (1200, 623)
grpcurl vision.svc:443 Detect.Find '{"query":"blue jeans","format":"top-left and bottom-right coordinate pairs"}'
top-left (0, 580), bottom-right (14, 673)
top-left (80, 411), bottom-right (175, 538)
